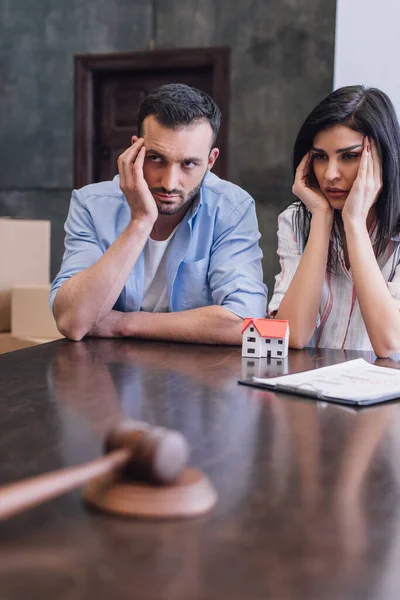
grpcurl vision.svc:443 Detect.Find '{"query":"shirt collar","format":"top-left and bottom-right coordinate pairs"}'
top-left (187, 186), bottom-right (203, 221)
top-left (188, 170), bottom-right (215, 220)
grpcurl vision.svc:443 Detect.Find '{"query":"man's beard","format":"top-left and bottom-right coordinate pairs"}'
top-left (151, 172), bottom-right (207, 216)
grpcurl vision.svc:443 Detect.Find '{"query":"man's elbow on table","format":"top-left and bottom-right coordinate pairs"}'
top-left (52, 296), bottom-right (88, 342)
top-left (55, 313), bottom-right (87, 342)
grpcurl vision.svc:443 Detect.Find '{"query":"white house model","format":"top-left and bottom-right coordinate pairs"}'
top-left (242, 318), bottom-right (289, 359)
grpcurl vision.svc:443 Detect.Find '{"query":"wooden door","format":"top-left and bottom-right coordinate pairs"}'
top-left (74, 48), bottom-right (230, 188)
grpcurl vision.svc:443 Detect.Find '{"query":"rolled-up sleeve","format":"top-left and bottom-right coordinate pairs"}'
top-left (268, 206), bottom-right (302, 316)
top-left (49, 190), bottom-right (103, 311)
top-left (208, 196), bottom-right (267, 319)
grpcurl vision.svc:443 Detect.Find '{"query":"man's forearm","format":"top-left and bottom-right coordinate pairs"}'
top-left (87, 306), bottom-right (243, 345)
top-left (54, 218), bottom-right (153, 340)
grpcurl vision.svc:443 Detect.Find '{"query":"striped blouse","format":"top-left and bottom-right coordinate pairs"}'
top-left (268, 205), bottom-right (400, 351)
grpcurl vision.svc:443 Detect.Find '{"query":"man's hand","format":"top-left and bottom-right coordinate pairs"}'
top-left (86, 310), bottom-right (125, 338)
top-left (118, 137), bottom-right (158, 225)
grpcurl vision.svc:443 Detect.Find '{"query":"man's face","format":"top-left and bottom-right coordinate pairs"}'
top-left (139, 115), bottom-right (219, 216)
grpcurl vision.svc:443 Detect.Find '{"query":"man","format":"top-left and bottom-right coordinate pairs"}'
top-left (50, 84), bottom-right (267, 344)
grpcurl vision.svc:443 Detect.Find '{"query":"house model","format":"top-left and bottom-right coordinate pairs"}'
top-left (242, 318), bottom-right (289, 359)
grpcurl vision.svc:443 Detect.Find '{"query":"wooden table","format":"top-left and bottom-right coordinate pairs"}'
top-left (1, 338), bottom-right (400, 599)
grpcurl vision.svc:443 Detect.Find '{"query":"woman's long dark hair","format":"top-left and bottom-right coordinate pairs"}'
top-left (292, 85), bottom-right (400, 270)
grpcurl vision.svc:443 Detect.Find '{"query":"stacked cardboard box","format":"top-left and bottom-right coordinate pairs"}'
top-left (0, 333), bottom-right (41, 354)
top-left (0, 218), bottom-right (63, 355)
top-left (12, 284), bottom-right (63, 340)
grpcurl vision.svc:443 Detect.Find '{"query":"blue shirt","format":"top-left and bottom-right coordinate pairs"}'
top-left (50, 172), bottom-right (267, 318)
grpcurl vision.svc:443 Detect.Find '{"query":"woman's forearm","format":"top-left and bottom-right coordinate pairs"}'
top-left (345, 220), bottom-right (400, 357)
top-left (276, 210), bottom-right (333, 348)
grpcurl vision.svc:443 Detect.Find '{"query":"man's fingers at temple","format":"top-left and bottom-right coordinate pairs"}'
top-left (118, 138), bottom-right (145, 167)
top-left (133, 146), bottom-right (146, 173)
top-left (118, 141), bottom-right (145, 188)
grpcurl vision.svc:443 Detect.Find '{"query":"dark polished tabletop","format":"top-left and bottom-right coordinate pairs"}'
top-left (1, 339), bottom-right (400, 599)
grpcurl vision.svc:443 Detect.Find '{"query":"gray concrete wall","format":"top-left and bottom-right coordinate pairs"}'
top-left (0, 0), bottom-right (336, 296)
top-left (0, 0), bottom-right (152, 279)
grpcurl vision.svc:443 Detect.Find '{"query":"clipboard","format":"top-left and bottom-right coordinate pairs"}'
top-left (238, 358), bottom-right (400, 407)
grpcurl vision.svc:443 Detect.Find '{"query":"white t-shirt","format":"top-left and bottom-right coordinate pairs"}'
top-left (140, 226), bottom-right (178, 312)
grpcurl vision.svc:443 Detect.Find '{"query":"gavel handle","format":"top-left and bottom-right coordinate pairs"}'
top-left (0, 448), bottom-right (131, 521)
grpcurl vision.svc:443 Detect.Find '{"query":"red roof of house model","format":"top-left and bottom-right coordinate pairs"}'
top-left (242, 318), bottom-right (289, 339)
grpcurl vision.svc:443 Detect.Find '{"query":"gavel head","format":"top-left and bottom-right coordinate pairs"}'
top-left (105, 420), bottom-right (189, 485)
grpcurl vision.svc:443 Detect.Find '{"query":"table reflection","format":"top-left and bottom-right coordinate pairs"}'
top-left (2, 339), bottom-right (400, 598)
top-left (47, 340), bottom-right (262, 513)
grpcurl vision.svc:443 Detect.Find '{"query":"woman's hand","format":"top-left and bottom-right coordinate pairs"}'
top-left (292, 152), bottom-right (333, 216)
top-left (342, 137), bottom-right (382, 226)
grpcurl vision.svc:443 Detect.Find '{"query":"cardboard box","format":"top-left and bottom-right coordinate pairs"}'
top-left (0, 333), bottom-right (42, 355)
top-left (0, 218), bottom-right (50, 331)
top-left (11, 284), bottom-right (63, 340)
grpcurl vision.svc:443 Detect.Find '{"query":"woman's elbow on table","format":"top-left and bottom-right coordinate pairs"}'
top-left (287, 327), bottom-right (313, 351)
top-left (288, 336), bottom-right (306, 350)
top-left (372, 338), bottom-right (400, 359)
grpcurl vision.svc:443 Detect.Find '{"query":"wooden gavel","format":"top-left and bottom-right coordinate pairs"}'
top-left (0, 420), bottom-right (189, 521)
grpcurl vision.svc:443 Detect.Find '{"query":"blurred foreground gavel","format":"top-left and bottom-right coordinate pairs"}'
top-left (0, 420), bottom-right (189, 521)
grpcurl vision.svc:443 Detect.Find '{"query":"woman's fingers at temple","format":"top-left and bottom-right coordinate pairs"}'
top-left (366, 138), bottom-right (374, 183)
top-left (296, 152), bottom-right (310, 185)
top-left (370, 138), bottom-right (383, 192)
top-left (356, 138), bottom-right (369, 184)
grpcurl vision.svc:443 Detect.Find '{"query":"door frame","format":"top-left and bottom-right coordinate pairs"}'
top-left (74, 47), bottom-right (230, 188)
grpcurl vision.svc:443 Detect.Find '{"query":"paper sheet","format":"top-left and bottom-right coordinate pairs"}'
top-left (253, 358), bottom-right (400, 402)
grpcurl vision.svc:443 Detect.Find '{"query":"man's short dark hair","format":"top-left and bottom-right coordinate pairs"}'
top-left (138, 83), bottom-right (221, 147)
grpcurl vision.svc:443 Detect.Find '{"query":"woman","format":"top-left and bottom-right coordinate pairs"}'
top-left (269, 85), bottom-right (400, 357)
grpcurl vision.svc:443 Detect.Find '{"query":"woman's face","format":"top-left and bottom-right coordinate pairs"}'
top-left (311, 125), bottom-right (365, 210)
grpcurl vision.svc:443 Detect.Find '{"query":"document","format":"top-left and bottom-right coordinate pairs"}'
top-left (239, 358), bottom-right (400, 406)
